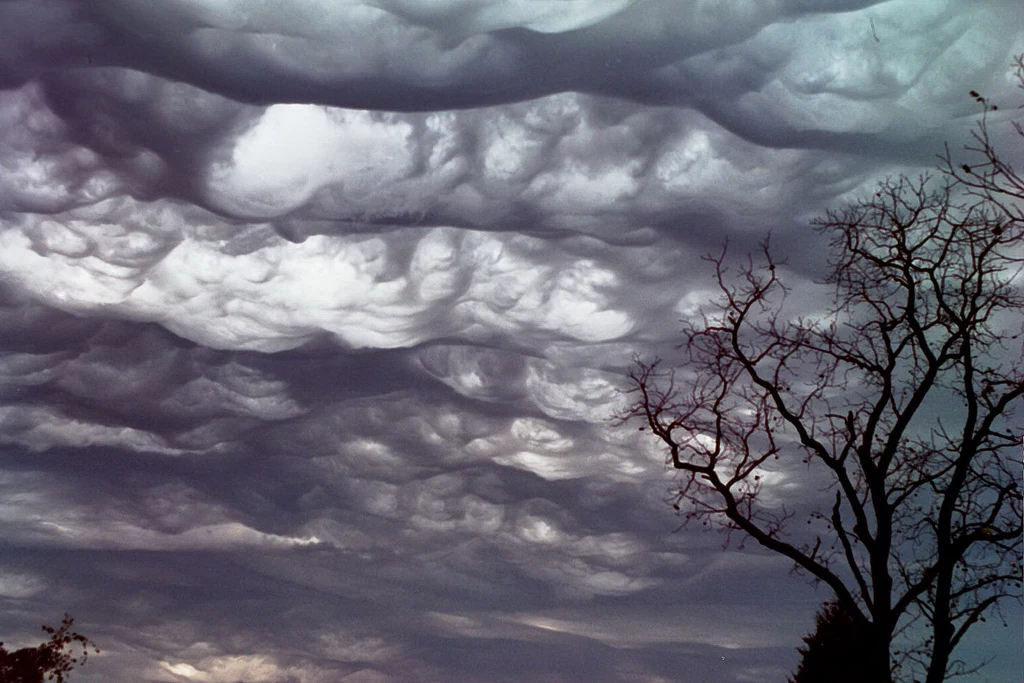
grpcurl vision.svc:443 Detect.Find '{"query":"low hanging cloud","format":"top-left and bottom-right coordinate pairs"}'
top-left (0, 1), bottom-right (1021, 682)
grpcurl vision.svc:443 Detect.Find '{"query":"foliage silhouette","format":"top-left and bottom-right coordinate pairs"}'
top-left (790, 600), bottom-right (886, 683)
top-left (0, 615), bottom-right (98, 683)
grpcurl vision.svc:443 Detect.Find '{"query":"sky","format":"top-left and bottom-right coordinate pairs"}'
top-left (0, 1), bottom-right (1021, 681)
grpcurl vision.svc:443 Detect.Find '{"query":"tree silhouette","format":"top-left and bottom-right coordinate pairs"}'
top-left (0, 615), bottom-right (98, 683)
top-left (790, 600), bottom-right (884, 683)
top-left (623, 59), bottom-right (1023, 682)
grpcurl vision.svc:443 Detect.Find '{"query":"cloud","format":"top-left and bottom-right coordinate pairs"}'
top-left (158, 653), bottom-right (329, 683)
top-left (11, 2), bottom-right (1010, 137)
top-left (0, 569), bottom-right (46, 599)
top-left (416, 343), bottom-right (626, 421)
top-left (2, 207), bottom-right (666, 352)
top-left (206, 105), bottom-right (416, 219)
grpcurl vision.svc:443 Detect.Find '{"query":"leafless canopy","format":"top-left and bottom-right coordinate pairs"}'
top-left (623, 63), bottom-right (1024, 683)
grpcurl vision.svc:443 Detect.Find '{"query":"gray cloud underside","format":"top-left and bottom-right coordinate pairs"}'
top-left (1, 1), bottom-right (1022, 681)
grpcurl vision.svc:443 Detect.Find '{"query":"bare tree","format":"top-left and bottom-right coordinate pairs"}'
top-left (623, 64), bottom-right (1023, 683)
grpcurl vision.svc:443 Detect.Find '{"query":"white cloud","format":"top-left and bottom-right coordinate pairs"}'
top-left (206, 106), bottom-right (415, 218)
top-left (159, 654), bottom-right (324, 683)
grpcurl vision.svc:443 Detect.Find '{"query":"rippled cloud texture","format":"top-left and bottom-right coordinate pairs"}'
top-left (1, 1), bottom-right (1021, 681)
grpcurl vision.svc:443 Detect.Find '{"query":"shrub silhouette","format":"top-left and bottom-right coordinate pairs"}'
top-left (790, 601), bottom-right (887, 683)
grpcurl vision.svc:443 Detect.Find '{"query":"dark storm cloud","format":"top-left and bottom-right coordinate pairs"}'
top-left (1, 1), bottom-right (1022, 681)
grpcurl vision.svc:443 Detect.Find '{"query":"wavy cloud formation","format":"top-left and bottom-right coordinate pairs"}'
top-left (0, 1), bottom-right (1021, 681)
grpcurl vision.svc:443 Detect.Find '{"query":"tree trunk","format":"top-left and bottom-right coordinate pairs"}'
top-left (867, 629), bottom-right (894, 683)
top-left (924, 605), bottom-right (954, 683)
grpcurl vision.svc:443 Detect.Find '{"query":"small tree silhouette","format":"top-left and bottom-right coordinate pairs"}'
top-left (0, 615), bottom-right (99, 683)
top-left (790, 600), bottom-right (886, 683)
